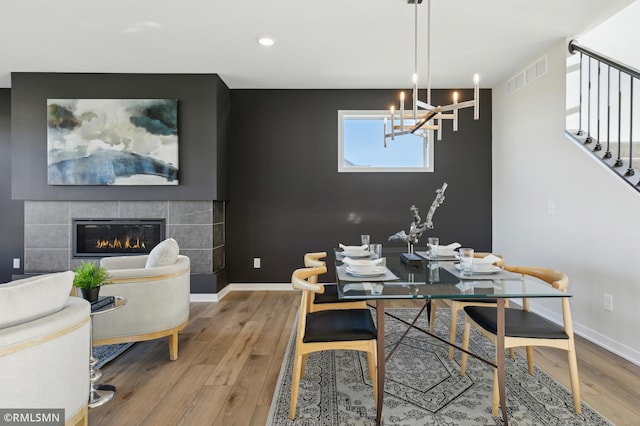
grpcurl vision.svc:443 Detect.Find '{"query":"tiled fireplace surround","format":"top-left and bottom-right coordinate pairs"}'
top-left (24, 200), bottom-right (224, 276)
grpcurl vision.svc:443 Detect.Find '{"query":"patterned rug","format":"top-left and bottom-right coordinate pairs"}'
top-left (267, 308), bottom-right (611, 425)
top-left (93, 343), bottom-right (134, 369)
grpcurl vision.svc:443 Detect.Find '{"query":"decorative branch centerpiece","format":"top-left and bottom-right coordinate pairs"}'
top-left (388, 182), bottom-right (448, 264)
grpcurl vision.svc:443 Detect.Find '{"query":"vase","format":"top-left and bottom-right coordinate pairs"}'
top-left (81, 287), bottom-right (100, 303)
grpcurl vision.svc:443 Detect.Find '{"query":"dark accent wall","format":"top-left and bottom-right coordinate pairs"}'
top-left (11, 73), bottom-right (229, 201)
top-left (228, 89), bottom-right (492, 283)
top-left (0, 89), bottom-right (24, 282)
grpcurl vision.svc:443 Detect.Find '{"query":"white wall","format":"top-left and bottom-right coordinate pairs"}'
top-left (492, 40), bottom-right (640, 365)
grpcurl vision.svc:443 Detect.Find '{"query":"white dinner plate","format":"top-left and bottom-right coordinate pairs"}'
top-left (455, 264), bottom-right (501, 274)
top-left (346, 266), bottom-right (386, 277)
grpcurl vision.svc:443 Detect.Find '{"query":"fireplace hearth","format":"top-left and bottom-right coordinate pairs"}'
top-left (73, 219), bottom-right (165, 258)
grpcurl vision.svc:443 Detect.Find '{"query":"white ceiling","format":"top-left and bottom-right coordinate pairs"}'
top-left (0, 0), bottom-right (635, 89)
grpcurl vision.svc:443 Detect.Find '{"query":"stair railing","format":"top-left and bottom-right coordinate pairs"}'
top-left (567, 40), bottom-right (639, 186)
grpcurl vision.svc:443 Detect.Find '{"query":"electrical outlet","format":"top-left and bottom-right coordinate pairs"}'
top-left (603, 293), bottom-right (613, 312)
top-left (253, 258), bottom-right (261, 268)
top-left (13, 258), bottom-right (20, 269)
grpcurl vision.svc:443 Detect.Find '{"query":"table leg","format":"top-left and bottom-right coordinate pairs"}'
top-left (496, 298), bottom-right (508, 425)
top-left (376, 300), bottom-right (385, 426)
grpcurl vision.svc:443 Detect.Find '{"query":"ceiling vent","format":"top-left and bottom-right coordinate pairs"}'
top-left (507, 55), bottom-right (547, 96)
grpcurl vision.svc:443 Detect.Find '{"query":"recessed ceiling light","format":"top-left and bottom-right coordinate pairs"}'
top-left (258, 37), bottom-right (275, 47)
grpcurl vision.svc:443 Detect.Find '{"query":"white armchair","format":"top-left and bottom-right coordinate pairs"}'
top-left (0, 271), bottom-right (90, 426)
top-left (93, 253), bottom-right (190, 360)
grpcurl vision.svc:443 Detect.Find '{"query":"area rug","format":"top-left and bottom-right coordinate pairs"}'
top-left (267, 308), bottom-right (611, 425)
top-left (93, 343), bottom-right (134, 369)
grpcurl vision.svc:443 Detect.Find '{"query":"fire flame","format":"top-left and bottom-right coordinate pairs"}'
top-left (95, 236), bottom-right (146, 250)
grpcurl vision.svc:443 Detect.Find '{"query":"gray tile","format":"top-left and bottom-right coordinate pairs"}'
top-left (167, 224), bottom-right (213, 249)
top-left (181, 249), bottom-right (213, 274)
top-left (25, 224), bottom-right (70, 249)
top-left (213, 201), bottom-right (225, 223)
top-left (118, 201), bottom-right (169, 220)
top-left (214, 223), bottom-right (225, 247)
top-left (70, 201), bottom-right (119, 219)
top-left (213, 246), bottom-right (225, 272)
top-left (25, 249), bottom-right (70, 273)
top-left (169, 201), bottom-right (213, 224)
top-left (25, 201), bottom-right (69, 224)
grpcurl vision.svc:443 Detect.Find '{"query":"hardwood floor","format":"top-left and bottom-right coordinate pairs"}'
top-left (89, 292), bottom-right (640, 425)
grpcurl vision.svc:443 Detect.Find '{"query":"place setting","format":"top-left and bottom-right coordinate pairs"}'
top-left (336, 236), bottom-right (398, 282)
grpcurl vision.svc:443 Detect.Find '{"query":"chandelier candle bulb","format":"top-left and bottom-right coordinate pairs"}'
top-left (453, 92), bottom-right (459, 131)
top-left (384, 117), bottom-right (388, 147)
top-left (400, 92), bottom-right (405, 131)
top-left (474, 74), bottom-right (480, 120)
top-left (412, 73), bottom-right (418, 119)
top-left (390, 105), bottom-right (395, 140)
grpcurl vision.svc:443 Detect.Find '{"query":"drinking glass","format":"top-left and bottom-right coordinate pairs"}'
top-left (370, 243), bottom-right (382, 259)
top-left (459, 247), bottom-right (474, 277)
top-left (428, 237), bottom-right (439, 258)
top-left (361, 234), bottom-right (370, 248)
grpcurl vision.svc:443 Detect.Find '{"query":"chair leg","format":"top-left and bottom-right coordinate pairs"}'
top-left (460, 320), bottom-right (471, 376)
top-left (448, 304), bottom-right (460, 360)
top-left (169, 332), bottom-right (179, 361)
top-left (567, 348), bottom-right (582, 414)
top-left (289, 353), bottom-right (303, 420)
top-left (526, 346), bottom-right (534, 375)
top-left (429, 300), bottom-right (437, 334)
top-left (509, 348), bottom-right (515, 359)
top-left (491, 364), bottom-right (500, 416)
top-left (300, 354), bottom-right (309, 378)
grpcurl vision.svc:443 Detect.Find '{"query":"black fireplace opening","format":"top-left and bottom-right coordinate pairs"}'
top-left (73, 218), bottom-right (166, 258)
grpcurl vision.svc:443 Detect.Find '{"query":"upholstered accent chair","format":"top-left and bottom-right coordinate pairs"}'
top-left (0, 271), bottom-right (90, 426)
top-left (93, 238), bottom-right (190, 360)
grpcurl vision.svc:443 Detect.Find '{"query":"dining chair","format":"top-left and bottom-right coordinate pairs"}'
top-left (429, 252), bottom-right (514, 360)
top-left (304, 251), bottom-right (367, 312)
top-left (459, 265), bottom-right (581, 415)
top-left (289, 266), bottom-right (378, 420)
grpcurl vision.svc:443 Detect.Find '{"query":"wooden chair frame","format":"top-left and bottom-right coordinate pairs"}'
top-left (289, 266), bottom-right (377, 420)
top-left (459, 265), bottom-right (581, 415)
top-left (429, 252), bottom-right (514, 360)
top-left (304, 252), bottom-right (367, 312)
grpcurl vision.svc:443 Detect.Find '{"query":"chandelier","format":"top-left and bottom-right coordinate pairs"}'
top-left (384, 0), bottom-right (479, 146)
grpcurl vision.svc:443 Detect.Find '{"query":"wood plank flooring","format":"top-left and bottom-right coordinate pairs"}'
top-left (88, 292), bottom-right (640, 425)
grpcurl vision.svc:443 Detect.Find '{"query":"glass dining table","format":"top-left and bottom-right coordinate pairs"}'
top-left (334, 247), bottom-right (571, 426)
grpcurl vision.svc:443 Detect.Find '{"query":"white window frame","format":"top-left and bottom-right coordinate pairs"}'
top-left (338, 110), bottom-right (433, 173)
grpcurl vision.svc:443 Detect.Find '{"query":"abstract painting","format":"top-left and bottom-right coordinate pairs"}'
top-left (47, 99), bottom-right (179, 185)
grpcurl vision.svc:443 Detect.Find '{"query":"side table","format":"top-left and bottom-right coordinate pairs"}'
top-left (89, 295), bottom-right (126, 408)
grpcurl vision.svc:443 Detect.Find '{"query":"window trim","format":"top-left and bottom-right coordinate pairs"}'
top-left (338, 110), bottom-right (433, 173)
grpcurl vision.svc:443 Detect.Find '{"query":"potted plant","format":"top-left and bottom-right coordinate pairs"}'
top-left (73, 261), bottom-right (110, 302)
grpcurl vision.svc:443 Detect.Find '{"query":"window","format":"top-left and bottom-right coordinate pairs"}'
top-left (338, 110), bottom-right (433, 173)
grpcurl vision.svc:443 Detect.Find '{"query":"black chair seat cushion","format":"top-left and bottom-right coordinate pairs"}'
top-left (464, 306), bottom-right (569, 340)
top-left (314, 284), bottom-right (341, 304)
top-left (303, 309), bottom-right (377, 343)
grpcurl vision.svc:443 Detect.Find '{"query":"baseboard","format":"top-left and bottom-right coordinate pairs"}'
top-left (529, 300), bottom-right (640, 367)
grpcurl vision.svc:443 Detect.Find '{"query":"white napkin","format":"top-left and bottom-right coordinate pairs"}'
top-left (339, 243), bottom-right (369, 251)
top-left (342, 257), bottom-right (384, 267)
top-left (473, 254), bottom-right (501, 265)
top-left (433, 242), bottom-right (461, 255)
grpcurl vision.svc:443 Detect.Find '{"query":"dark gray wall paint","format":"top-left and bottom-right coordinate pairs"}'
top-left (0, 89), bottom-right (24, 282)
top-left (11, 73), bottom-right (229, 201)
top-left (227, 89), bottom-right (492, 283)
